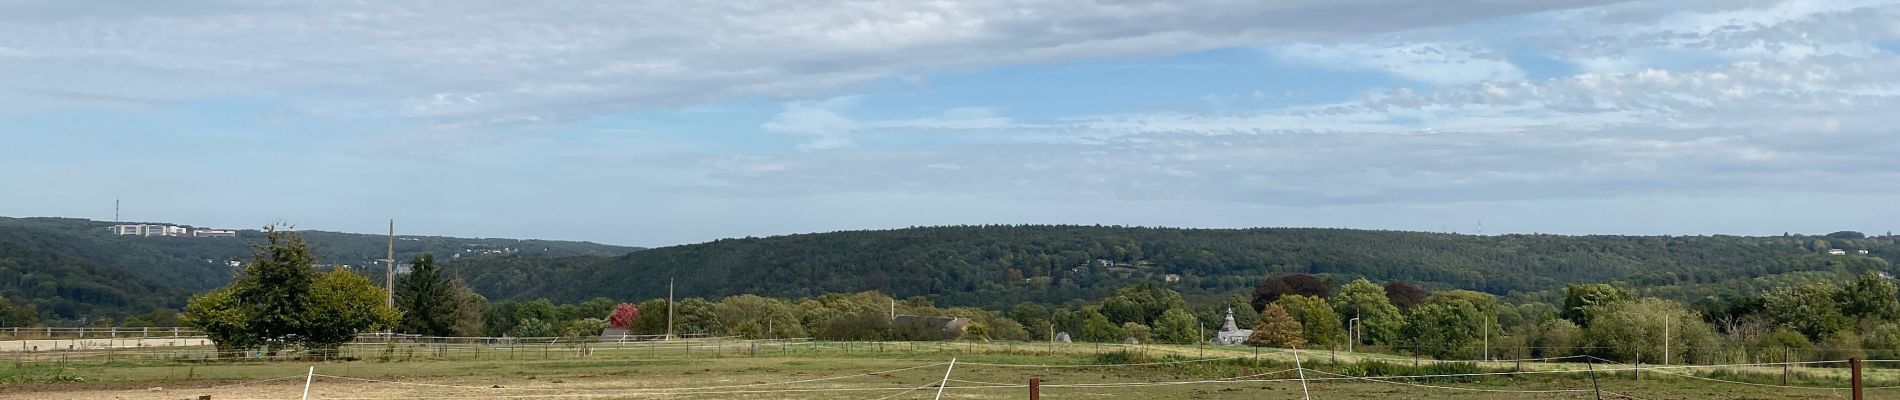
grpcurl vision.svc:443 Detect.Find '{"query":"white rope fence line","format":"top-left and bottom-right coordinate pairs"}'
top-left (945, 367), bottom-right (1302, 388)
top-left (1637, 368), bottom-right (1851, 391)
top-left (301, 384), bottom-right (1025, 399)
top-left (200, 375), bottom-right (311, 390)
top-left (310, 361), bottom-right (949, 393)
top-left (956, 355), bottom-right (1254, 368)
top-left (1302, 369), bottom-right (1592, 394)
top-left (866, 381), bottom-right (944, 400)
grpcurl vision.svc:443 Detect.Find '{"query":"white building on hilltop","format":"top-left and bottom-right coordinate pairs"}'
top-left (1209, 308), bottom-right (1253, 346)
top-left (111, 224), bottom-right (188, 237)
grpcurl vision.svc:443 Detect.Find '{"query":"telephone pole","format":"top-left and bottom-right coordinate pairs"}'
top-left (666, 278), bottom-right (676, 340)
top-left (385, 219), bottom-right (395, 308)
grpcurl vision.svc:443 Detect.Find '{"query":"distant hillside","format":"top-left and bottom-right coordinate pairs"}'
top-left (0, 216), bottom-right (640, 322)
top-left (447, 225), bottom-right (1900, 309)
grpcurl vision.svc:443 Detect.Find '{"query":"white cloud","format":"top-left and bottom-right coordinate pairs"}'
top-left (1275, 42), bottom-right (1527, 85)
top-left (0, 0), bottom-right (1614, 124)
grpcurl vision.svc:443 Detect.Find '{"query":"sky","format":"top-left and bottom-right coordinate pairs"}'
top-left (2, 0), bottom-right (1897, 246)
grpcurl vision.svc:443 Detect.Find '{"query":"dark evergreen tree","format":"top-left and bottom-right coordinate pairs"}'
top-left (395, 254), bottom-right (456, 336)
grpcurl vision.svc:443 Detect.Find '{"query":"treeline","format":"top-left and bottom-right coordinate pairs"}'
top-left (447, 225), bottom-right (1900, 310)
top-left (0, 216), bottom-right (637, 324)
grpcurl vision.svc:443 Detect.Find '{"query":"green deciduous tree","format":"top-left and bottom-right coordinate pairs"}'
top-left (1121, 322), bottom-right (1153, 343)
top-left (1248, 303), bottom-right (1304, 348)
top-left (1152, 308), bottom-right (1201, 344)
top-left (1331, 279), bottom-right (1404, 345)
top-left (304, 269), bottom-right (402, 352)
top-left (1581, 298), bottom-right (1720, 364)
top-left (1763, 283), bottom-right (1853, 340)
top-left (1562, 284), bottom-right (1632, 326)
top-left (1276, 294), bottom-right (1344, 348)
top-left (1100, 282), bottom-right (1186, 326)
top-left (1075, 307), bottom-right (1122, 342)
top-left (1841, 272), bottom-right (1900, 321)
top-left (1401, 293), bottom-right (1498, 359)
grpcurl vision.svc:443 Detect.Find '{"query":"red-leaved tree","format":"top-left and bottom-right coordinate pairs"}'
top-left (609, 303), bottom-right (639, 329)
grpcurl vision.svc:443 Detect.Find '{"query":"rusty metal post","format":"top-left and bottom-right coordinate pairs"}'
top-left (1029, 377), bottom-right (1040, 400)
top-left (1852, 358), bottom-right (1863, 400)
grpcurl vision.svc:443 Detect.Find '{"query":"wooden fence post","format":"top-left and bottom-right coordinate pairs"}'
top-left (1782, 347), bottom-right (1791, 385)
top-left (1852, 358), bottom-right (1863, 400)
top-left (1029, 377), bottom-right (1040, 400)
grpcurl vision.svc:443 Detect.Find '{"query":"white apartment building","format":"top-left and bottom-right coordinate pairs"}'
top-left (111, 224), bottom-right (189, 237)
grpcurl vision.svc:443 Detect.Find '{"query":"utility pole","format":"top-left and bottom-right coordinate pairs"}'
top-left (1663, 318), bottom-right (1671, 366)
top-left (385, 219), bottom-right (395, 309)
top-left (666, 278), bottom-right (676, 340)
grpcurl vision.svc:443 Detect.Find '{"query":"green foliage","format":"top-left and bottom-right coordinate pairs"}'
top-left (445, 225), bottom-right (1900, 312)
top-left (1401, 293), bottom-right (1497, 359)
top-left (1750, 328), bottom-right (1813, 362)
top-left (1248, 304), bottom-right (1304, 348)
top-left (1526, 319), bottom-right (1581, 358)
top-left (448, 282), bottom-right (487, 337)
top-left (183, 229), bottom-right (397, 354)
top-left (0, 216), bottom-right (633, 324)
top-left (304, 268), bottom-right (401, 351)
top-left (395, 254), bottom-right (456, 336)
top-left (1581, 298), bottom-right (1719, 364)
top-left (1151, 308), bottom-right (1201, 344)
top-left (1121, 322), bottom-right (1153, 342)
top-left (1331, 278), bottom-right (1403, 345)
top-left (182, 287), bottom-right (252, 351)
top-left (1099, 282), bottom-right (1185, 326)
top-left (1763, 283), bottom-right (1853, 340)
top-left (1074, 308), bottom-right (1122, 342)
top-left (1841, 272), bottom-right (1899, 320)
top-left (1562, 283), bottom-right (1632, 326)
top-left (513, 318), bottom-right (555, 337)
top-left (1275, 295), bottom-right (1344, 347)
top-left (0, 297), bottom-right (38, 327)
top-left (714, 294), bottom-right (804, 339)
top-left (1252, 274), bottom-right (1330, 312)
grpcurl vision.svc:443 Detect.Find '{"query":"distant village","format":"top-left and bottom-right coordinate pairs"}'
top-left (108, 223), bottom-right (236, 238)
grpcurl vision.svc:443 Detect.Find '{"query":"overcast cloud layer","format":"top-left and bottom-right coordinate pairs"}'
top-left (2, 0), bottom-right (1896, 245)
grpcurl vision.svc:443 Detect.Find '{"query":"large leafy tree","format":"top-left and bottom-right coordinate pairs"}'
top-left (1581, 298), bottom-right (1720, 364)
top-left (448, 281), bottom-right (487, 337)
top-left (1248, 304), bottom-right (1305, 348)
top-left (305, 269), bottom-right (402, 350)
top-left (1276, 295), bottom-right (1344, 348)
top-left (1401, 292), bottom-right (1499, 359)
top-left (1152, 308), bottom-right (1201, 344)
top-left (183, 228), bottom-right (396, 355)
top-left (1075, 307), bottom-right (1123, 342)
top-left (1764, 283), bottom-right (1853, 340)
top-left (1561, 284), bottom-right (1632, 326)
top-left (1332, 278), bottom-right (1404, 345)
top-left (1841, 272), bottom-right (1900, 321)
top-left (1100, 282), bottom-right (1186, 326)
top-left (395, 254), bottom-right (455, 336)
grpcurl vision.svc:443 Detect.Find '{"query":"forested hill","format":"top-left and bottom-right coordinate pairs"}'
top-left (447, 225), bottom-right (1899, 309)
top-left (0, 216), bottom-right (640, 322)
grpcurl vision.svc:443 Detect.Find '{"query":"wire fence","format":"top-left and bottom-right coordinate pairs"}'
top-left (112, 356), bottom-right (1900, 400)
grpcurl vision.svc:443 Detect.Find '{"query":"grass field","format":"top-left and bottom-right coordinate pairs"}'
top-left (1, 339), bottom-right (1892, 399)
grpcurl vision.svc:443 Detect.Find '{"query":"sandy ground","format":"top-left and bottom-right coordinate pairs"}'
top-left (1, 338), bottom-right (212, 352)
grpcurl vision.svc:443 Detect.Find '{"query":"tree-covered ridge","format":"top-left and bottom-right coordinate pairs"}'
top-left (0, 217), bottom-right (639, 292)
top-left (448, 225), bottom-right (1898, 309)
top-left (0, 216), bottom-right (639, 324)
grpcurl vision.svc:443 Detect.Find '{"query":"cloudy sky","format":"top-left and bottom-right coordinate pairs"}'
top-left (3, 0), bottom-right (1897, 246)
